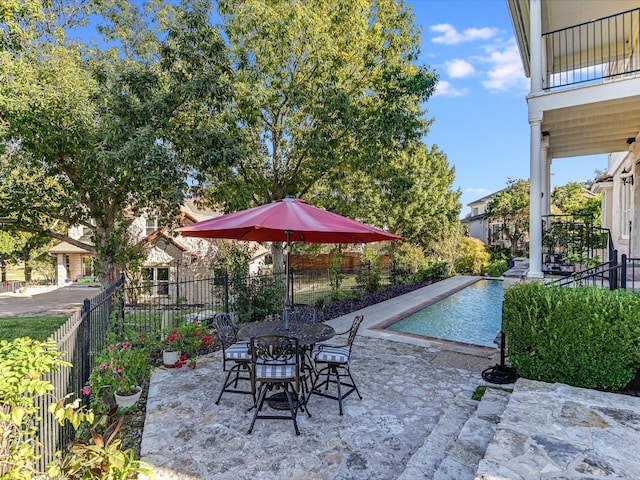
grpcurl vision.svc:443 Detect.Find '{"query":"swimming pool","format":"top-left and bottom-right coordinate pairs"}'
top-left (385, 279), bottom-right (504, 347)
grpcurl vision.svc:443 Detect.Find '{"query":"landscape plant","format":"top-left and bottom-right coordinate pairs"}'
top-left (454, 237), bottom-right (490, 275)
top-left (0, 337), bottom-right (153, 479)
top-left (85, 334), bottom-right (151, 414)
top-left (161, 322), bottom-right (214, 367)
top-left (503, 282), bottom-right (640, 390)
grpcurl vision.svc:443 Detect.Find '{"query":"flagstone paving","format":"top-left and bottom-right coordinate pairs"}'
top-left (140, 276), bottom-right (640, 479)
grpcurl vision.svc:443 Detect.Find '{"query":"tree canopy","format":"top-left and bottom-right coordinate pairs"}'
top-left (0, 0), bottom-right (237, 285)
top-left (199, 0), bottom-right (439, 212)
top-left (0, 0), bottom-right (462, 285)
top-left (486, 178), bottom-right (530, 256)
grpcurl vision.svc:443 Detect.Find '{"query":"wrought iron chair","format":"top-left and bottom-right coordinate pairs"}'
top-left (309, 315), bottom-right (364, 415)
top-left (289, 303), bottom-right (319, 388)
top-left (290, 303), bottom-right (318, 323)
top-left (247, 335), bottom-right (306, 435)
top-left (213, 312), bottom-right (253, 405)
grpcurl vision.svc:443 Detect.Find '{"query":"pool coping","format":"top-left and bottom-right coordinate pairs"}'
top-left (324, 275), bottom-right (500, 359)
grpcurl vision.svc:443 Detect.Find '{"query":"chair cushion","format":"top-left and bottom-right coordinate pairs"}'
top-left (255, 363), bottom-right (296, 380)
top-left (225, 341), bottom-right (251, 361)
top-left (314, 345), bottom-right (350, 364)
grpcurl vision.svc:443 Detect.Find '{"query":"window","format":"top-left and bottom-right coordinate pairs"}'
top-left (82, 257), bottom-right (95, 277)
top-left (141, 267), bottom-right (170, 296)
top-left (146, 217), bottom-right (159, 236)
top-left (472, 207), bottom-right (479, 216)
top-left (621, 181), bottom-right (632, 239)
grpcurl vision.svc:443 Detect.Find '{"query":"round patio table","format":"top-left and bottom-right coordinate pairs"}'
top-left (238, 319), bottom-right (335, 410)
top-left (237, 319), bottom-right (335, 346)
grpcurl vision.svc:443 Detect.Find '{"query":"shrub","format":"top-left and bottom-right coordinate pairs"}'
top-left (356, 246), bottom-right (382, 292)
top-left (232, 273), bottom-right (284, 322)
top-left (503, 282), bottom-right (640, 390)
top-left (487, 259), bottom-right (509, 277)
top-left (454, 237), bottom-right (490, 275)
top-left (0, 337), bottom-right (152, 479)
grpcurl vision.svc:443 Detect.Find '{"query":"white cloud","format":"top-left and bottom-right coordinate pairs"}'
top-left (445, 59), bottom-right (474, 78)
top-left (430, 24), bottom-right (498, 45)
top-left (480, 40), bottom-right (528, 92)
top-left (465, 187), bottom-right (491, 196)
top-left (432, 80), bottom-right (469, 97)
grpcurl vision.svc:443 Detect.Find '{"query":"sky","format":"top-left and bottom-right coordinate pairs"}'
top-left (405, 0), bottom-right (607, 216)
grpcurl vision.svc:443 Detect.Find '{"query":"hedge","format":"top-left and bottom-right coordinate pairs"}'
top-left (503, 282), bottom-right (640, 390)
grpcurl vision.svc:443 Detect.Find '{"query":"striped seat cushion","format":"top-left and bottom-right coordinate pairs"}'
top-left (255, 363), bottom-right (296, 380)
top-left (314, 345), bottom-right (350, 364)
top-left (225, 341), bottom-right (251, 361)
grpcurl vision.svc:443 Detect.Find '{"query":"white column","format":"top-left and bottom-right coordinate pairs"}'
top-left (541, 133), bottom-right (550, 217)
top-left (530, 0), bottom-right (543, 93)
top-left (529, 118), bottom-right (544, 279)
top-left (56, 254), bottom-right (67, 286)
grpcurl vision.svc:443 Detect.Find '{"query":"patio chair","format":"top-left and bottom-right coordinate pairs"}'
top-left (289, 303), bottom-right (319, 387)
top-left (309, 315), bottom-right (364, 415)
top-left (290, 303), bottom-right (318, 323)
top-left (247, 335), bottom-right (305, 435)
top-left (213, 312), bottom-right (253, 405)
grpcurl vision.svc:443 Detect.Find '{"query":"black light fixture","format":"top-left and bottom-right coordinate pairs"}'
top-left (621, 166), bottom-right (634, 186)
top-left (627, 138), bottom-right (636, 145)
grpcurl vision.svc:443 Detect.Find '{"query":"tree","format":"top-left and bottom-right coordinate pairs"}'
top-left (0, 1), bottom-right (237, 286)
top-left (196, 0), bottom-right (438, 269)
top-left (311, 142), bottom-right (461, 253)
top-left (486, 179), bottom-right (530, 256)
top-left (551, 181), bottom-right (602, 225)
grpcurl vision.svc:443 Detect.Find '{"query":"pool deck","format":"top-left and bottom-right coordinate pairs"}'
top-left (140, 275), bottom-right (640, 479)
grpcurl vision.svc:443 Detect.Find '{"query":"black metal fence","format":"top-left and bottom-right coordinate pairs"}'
top-left (36, 276), bottom-right (124, 473)
top-left (543, 7), bottom-right (640, 89)
top-left (542, 215), bottom-right (613, 276)
top-left (120, 262), bottom-right (401, 334)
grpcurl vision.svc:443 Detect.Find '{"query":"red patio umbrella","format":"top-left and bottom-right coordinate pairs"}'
top-left (178, 197), bottom-right (401, 327)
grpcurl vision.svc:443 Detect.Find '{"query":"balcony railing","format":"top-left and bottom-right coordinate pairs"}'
top-left (543, 8), bottom-right (640, 89)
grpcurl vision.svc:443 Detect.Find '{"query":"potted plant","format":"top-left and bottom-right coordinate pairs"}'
top-left (85, 335), bottom-right (151, 410)
top-left (162, 321), bottom-right (214, 368)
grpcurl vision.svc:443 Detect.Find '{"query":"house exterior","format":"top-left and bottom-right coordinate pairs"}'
top-left (592, 149), bottom-right (638, 258)
top-left (461, 190), bottom-right (510, 248)
top-left (506, 0), bottom-right (640, 277)
top-left (48, 199), bottom-right (270, 291)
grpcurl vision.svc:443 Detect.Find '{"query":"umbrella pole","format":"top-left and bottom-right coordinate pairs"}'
top-left (284, 231), bottom-right (292, 330)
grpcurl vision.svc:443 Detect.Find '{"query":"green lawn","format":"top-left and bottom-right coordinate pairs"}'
top-left (0, 316), bottom-right (67, 342)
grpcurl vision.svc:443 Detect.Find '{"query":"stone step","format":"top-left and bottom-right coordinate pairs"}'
top-left (432, 387), bottom-right (511, 480)
top-left (397, 387), bottom-right (512, 480)
top-left (397, 394), bottom-right (479, 480)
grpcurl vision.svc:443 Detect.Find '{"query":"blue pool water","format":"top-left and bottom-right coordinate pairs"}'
top-left (386, 279), bottom-right (504, 347)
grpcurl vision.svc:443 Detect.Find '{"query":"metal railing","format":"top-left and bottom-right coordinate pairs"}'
top-left (542, 215), bottom-right (612, 276)
top-left (35, 276), bottom-right (124, 473)
top-left (549, 253), bottom-right (639, 290)
top-left (543, 8), bottom-right (640, 89)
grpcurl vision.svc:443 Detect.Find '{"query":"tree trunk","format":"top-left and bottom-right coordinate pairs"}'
top-left (271, 242), bottom-right (285, 275)
top-left (97, 257), bottom-right (117, 288)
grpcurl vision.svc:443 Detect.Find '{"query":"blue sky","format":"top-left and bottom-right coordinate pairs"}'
top-left (406, 0), bottom-right (607, 215)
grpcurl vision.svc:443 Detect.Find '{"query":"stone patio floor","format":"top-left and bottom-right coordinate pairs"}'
top-left (139, 276), bottom-right (640, 479)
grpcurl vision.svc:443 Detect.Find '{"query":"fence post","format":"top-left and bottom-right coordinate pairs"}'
top-left (81, 298), bottom-right (91, 396)
top-left (224, 269), bottom-right (229, 313)
top-left (621, 254), bottom-right (627, 290)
